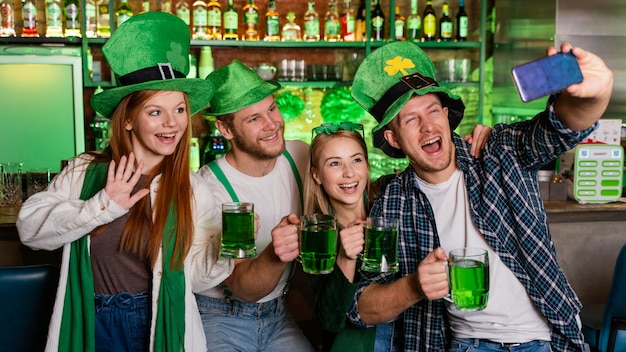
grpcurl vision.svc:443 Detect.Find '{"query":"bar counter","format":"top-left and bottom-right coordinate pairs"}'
top-left (2, 200), bottom-right (626, 305)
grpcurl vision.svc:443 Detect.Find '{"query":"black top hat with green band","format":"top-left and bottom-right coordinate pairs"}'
top-left (90, 12), bottom-right (214, 119)
top-left (204, 59), bottom-right (281, 116)
top-left (351, 41), bottom-right (465, 158)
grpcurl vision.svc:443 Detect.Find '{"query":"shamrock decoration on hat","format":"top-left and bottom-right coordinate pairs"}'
top-left (90, 12), bottom-right (214, 119)
top-left (351, 41), bottom-right (465, 158)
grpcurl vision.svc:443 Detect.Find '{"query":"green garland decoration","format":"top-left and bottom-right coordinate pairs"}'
top-left (320, 87), bottom-right (364, 124)
top-left (276, 90), bottom-right (305, 122)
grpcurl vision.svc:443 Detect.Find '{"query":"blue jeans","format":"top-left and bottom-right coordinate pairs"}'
top-left (374, 321), bottom-right (398, 352)
top-left (448, 338), bottom-right (552, 352)
top-left (195, 294), bottom-right (315, 352)
top-left (94, 291), bottom-right (150, 352)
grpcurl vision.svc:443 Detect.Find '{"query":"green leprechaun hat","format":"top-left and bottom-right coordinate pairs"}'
top-left (90, 12), bottom-right (214, 118)
top-left (204, 59), bottom-right (281, 116)
top-left (351, 41), bottom-right (465, 158)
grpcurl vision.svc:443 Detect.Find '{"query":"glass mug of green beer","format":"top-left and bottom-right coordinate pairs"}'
top-left (299, 214), bottom-right (338, 274)
top-left (447, 247), bottom-right (489, 311)
top-left (361, 217), bottom-right (399, 273)
top-left (220, 202), bottom-right (256, 258)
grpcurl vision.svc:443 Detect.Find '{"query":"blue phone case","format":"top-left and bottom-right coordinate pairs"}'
top-left (511, 52), bottom-right (583, 102)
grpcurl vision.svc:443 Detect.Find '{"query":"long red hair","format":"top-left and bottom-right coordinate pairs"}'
top-left (90, 90), bottom-right (194, 270)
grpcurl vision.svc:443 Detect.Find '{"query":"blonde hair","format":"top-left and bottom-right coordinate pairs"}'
top-left (303, 130), bottom-right (373, 215)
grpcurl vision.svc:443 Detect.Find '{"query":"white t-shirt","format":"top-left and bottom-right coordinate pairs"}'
top-left (195, 140), bottom-right (310, 302)
top-left (417, 168), bottom-right (551, 343)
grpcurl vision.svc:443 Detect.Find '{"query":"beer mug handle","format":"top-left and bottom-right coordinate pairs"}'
top-left (442, 259), bottom-right (454, 303)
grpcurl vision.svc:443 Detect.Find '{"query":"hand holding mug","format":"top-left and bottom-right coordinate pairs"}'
top-left (271, 213), bottom-right (300, 263)
top-left (416, 247), bottom-right (450, 300)
top-left (338, 219), bottom-right (365, 260)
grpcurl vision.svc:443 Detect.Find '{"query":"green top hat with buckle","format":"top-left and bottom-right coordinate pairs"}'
top-left (90, 12), bottom-right (214, 119)
top-left (204, 59), bottom-right (281, 116)
top-left (351, 41), bottom-right (465, 158)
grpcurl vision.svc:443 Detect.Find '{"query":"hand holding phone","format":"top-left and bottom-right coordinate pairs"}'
top-left (511, 51), bottom-right (583, 102)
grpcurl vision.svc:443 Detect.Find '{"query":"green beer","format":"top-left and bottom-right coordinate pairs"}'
top-left (221, 202), bottom-right (256, 258)
top-left (449, 258), bottom-right (489, 311)
top-left (361, 217), bottom-right (399, 273)
top-left (299, 214), bottom-right (338, 275)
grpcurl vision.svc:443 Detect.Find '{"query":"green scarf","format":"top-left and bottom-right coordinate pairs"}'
top-left (58, 162), bottom-right (186, 351)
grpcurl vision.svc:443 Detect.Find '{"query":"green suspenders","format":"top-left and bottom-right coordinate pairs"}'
top-left (207, 149), bottom-right (304, 296)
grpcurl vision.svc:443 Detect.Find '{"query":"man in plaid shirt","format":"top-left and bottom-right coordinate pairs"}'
top-left (347, 41), bottom-right (613, 351)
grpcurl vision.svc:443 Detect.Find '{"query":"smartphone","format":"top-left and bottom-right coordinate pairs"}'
top-left (511, 51), bottom-right (583, 102)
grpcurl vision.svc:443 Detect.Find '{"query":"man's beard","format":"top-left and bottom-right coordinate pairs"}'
top-left (230, 126), bottom-right (285, 161)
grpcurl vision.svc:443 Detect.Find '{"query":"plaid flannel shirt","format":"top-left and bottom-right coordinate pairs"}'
top-left (348, 97), bottom-right (594, 352)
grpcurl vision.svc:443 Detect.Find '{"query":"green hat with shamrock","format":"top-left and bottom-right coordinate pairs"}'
top-left (204, 59), bottom-right (281, 116)
top-left (351, 41), bottom-right (465, 158)
top-left (90, 12), bottom-right (214, 118)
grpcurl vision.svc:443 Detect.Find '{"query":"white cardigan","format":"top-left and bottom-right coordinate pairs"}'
top-left (16, 155), bottom-right (234, 352)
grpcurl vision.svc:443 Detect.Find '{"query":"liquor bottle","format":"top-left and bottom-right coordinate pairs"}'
top-left (96, 0), bottom-right (110, 37)
top-left (393, 6), bottom-right (405, 41)
top-left (206, 0), bottom-right (221, 40)
top-left (84, 0), bottom-right (96, 37)
top-left (222, 0), bottom-right (237, 40)
top-left (160, 0), bottom-right (171, 12)
top-left (21, 0), bottom-right (39, 37)
top-left (456, 0), bottom-right (468, 41)
top-left (324, 0), bottom-right (340, 41)
top-left (175, 0), bottom-right (191, 33)
top-left (422, 0), bottom-right (436, 41)
top-left (0, 0), bottom-right (17, 37)
top-left (44, 0), bottom-right (63, 37)
top-left (340, 0), bottom-right (355, 42)
top-left (281, 11), bottom-right (300, 41)
top-left (303, 0), bottom-right (319, 41)
top-left (198, 46), bottom-right (213, 79)
top-left (263, 0), bottom-right (279, 41)
top-left (191, 0), bottom-right (208, 39)
top-left (370, 0), bottom-right (384, 41)
top-left (355, 0), bottom-right (365, 41)
top-left (115, 0), bottom-right (133, 28)
top-left (406, 0), bottom-right (420, 42)
top-left (64, 0), bottom-right (81, 37)
top-left (439, 2), bottom-right (452, 41)
top-left (140, 0), bottom-right (149, 12)
top-left (242, 0), bottom-right (259, 40)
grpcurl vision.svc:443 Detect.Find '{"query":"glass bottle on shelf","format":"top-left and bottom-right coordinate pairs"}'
top-left (115, 0), bottom-right (133, 28)
top-left (421, 0), bottom-right (436, 41)
top-left (281, 11), bottom-right (300, 41)
top-left (21, 0), bottom-right (39, 37)
top-left (303, 0), bottom-right (319, 41)
top-left (175, 0), bottom-right (190, 33)
top-left (242, 0), bottom-right (259, 40)
top-left (355, 0), bottom-right (364, 41)
top-left (394, 6), bottom-right (405, 41)
top-left (264, 0), bottom-right (279, 41)
top-left (96, 0), bottom-right (110, 37)
top-left (44, 0), bottom-right (63, 37)
top-left (64, 0), bottom-right (81, 37)
top-left (191, 0), bottom-right (208, 39)
top-left (222, 0), bottom-right (237, 40)
top-left (407, 0), bottom-right (420, 42)
top-left (84, 0), bottom-right (97, 37)
top-left (140, 0), bottom-right (149, 12)
top-left (340, 0), bottom-right (355, 42)
top-left (439, 2), bottom-right (452, 41)
top-left (160, 0), bottom-right (171, 12)
top-left (324, 0), bottom-right (340, 41)
top-left (206, 0), bottom-right (221, 40)
top-left (0, 0), bottom-right (17, 37)
top-left (370, 0), bottom-right (384, 41)
top-left (456, 0), bottom-right (468, 41)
